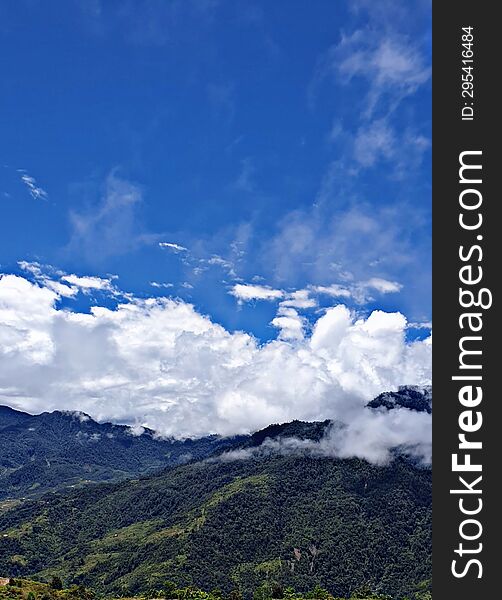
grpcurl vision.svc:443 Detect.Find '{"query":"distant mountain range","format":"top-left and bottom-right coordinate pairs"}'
top-left (0, 405), bottom-right (243, 500)
top-left (0, 386), bottom-right (431, 501)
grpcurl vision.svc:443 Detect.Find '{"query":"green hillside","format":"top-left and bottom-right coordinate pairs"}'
top-left (0, 452), bottom-right (431, 600)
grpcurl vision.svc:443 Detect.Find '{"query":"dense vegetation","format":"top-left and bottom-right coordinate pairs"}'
top-left (0, 392), bottom-right (432, 599)
top-left (0, 452), bottom-right (431, 599)
top-left (0, 406), bottom-right (242, 500)
top-left (0, 576), bottom-right (432, 600)
top-left (0, 577), bottom-right (431, 600)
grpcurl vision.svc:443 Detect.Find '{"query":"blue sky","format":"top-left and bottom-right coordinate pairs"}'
top-left (0, 0), bottom-right (431, 343)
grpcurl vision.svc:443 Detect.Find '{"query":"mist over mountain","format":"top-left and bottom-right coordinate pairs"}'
top-left (0, 386), bottom-right (432, 501)
top-left (0, 387), bottom-right (432, 501)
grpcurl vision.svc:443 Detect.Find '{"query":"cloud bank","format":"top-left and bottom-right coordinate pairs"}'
top-left (219, 403), bottom-right (432, 466)
top-left (0, 273), bottom-right (431, 454)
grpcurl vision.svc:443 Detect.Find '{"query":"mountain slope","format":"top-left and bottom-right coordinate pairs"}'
top-left (0, 390), bottom-right (432, 599)
top-left (0, 406), bottom-right (240, 500)
top-left (0, 447), bottom-right (431, 599)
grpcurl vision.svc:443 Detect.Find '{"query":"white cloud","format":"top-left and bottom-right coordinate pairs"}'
top-left (207, 255), bottom-right (237, 277)
top-left (68, 172), bottom-right (157, 263)
top-left (61, 274), bottom-right (115, 292)
top-left (314, 277), bottom-right (402, 304)
top-left (408, 320), bottom-right (432, 330)
top-left (0, 273), bottom-right (431, 447)
top-left (280, 289), bottom-right (317, 310)
top-left (230, 283), bottom-right (284, 302)
top-left (219, 406), bottom-right (432, 466)
top-left (314, 284), bottom-right (353, 299)
top-left (351, 118), bottom-right (430, 176)
top-left (159, 242), bottom-right (188, 252)
top-left (333, 30), bottom-right (430, 116)
top-left (365, 277), bottom-right (402, 294)
top-left (150, 281), bottom-right (174, 289)
top-left (353, 118), bottom-right (395, 166)
top-left (271, 307), bottom-right (305, 341)
top-left (19, 172), bottom-right (48, 201)
top-left (18, 261), bottom-right (78, 298)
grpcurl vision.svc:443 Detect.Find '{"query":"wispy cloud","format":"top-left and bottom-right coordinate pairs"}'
top-left (19, 171), bottom-right (48, 201)
top-left (159, 242), bottom-right (188, 252)
top-left (67, 171), bottom-right (160, 263)
top-left (315, 277), bottom-right (402, 304)
top-left (78, 0), bottom-right (221, 46)
top-left (61, 273), bottom-right (115, 292)
top-left (150, 281), bottom-right (174, 289)
top-left (325, 29), bottom-right (431, 117)
top-left (353, 118), bottom-right (395, 166)
top-left (18, 261), bottom-right (118, 298)
top-left (230, 283), bottom-right (284, 303)
top-left (233, 158), bottom-right (256, 193)
top-left (280, 289), bottom-right (317, 310)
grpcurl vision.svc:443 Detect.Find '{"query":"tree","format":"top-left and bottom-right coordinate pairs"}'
top-left (50, 576), bottom-right (63, 591)
top-left (163, 581), bottom-right (178, 598)
top-left (307, 585), bottom-right (332, 600)
top-left (253, 581), bottom-right (273, 600)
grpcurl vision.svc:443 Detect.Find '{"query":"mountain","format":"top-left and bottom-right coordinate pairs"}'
top-left (367, 386), bottom-right (432, 414)
top-left (1, 385), bottom-right (432, 501)
top-left (0, 422), bottom-right (431, 600)
top-left (0, 406), bottom-right (242, 500)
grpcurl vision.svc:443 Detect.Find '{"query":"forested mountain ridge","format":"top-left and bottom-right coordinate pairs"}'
top-left (0, 389), bottom-right (432, 599)
top-left (0, 453), bottom-right (431, 598)
top-left (0, 385), bottom-right (431, 501)
top-left (0, 406), bottom-right (242, 500)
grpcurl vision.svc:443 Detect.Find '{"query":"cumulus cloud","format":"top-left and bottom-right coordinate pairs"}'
top-left (230, 283), bottom-right (284, 302)
top-left (270, 307), bottom-right (306, 341)
top-left (0, 273), bottom-right (431, 447)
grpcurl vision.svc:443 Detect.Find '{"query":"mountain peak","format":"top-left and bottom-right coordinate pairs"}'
top-left (367, 385), bottom-right (432, 413)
